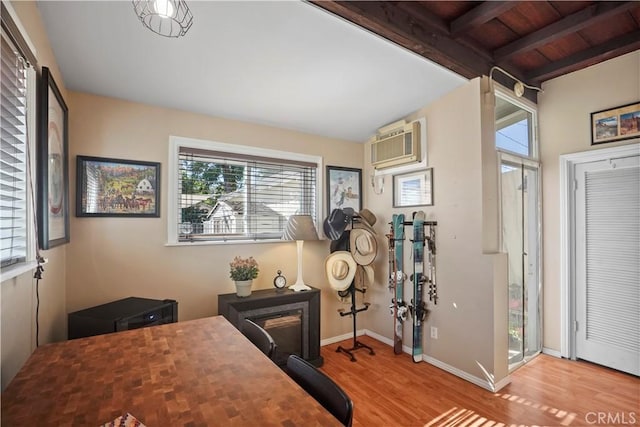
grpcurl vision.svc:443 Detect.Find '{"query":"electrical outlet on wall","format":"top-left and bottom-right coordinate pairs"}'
top-left (430, 326), bottom-right (438, 339)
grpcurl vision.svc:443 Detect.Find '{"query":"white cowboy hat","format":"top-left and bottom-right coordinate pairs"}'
top-left (350, 228), bottom-right (377, 266)
top-left (354, 264), bottom-right (375, 289)
top-left (325, 251), bottom-right (357, 292)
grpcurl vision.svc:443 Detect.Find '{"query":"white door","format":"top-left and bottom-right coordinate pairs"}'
top-left (574, 154), bottom-right (639, 376)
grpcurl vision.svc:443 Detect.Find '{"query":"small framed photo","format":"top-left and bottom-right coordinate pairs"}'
top-left (38, 67), bottom-right (70, 249)
top-left (393, 168), bottom-right (433, 208)
top-left (76, 156), bottom-right (160, 217)
top-left (591, 102), bottom-right (640, 145)
top-left (326, 166), bottom-right (362, 215)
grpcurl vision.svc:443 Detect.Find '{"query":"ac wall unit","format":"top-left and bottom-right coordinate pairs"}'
top-left (371, 120), bottom-right (421, 170)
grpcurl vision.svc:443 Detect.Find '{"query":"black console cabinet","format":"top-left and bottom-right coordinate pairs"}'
top-left (68, 297), bottom-right (178, 339)
top-left (218, 288), bottom-right (322, 367)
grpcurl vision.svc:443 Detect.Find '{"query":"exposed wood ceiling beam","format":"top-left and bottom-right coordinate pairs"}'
top-left (450, 1), bottom-right (518, 38)
top-left (525, 29), bottom-right (640, 82)
top-left (494, 1), bottom-right (637, 62)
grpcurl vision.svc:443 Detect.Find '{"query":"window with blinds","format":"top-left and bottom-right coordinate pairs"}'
top-left (177, 146), bottom-right (317, 242)
top-left (1, 28), bottom-right (32, 269)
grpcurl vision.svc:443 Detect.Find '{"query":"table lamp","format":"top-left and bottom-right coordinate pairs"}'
top-left (282, 215), bottom-right (319, 292)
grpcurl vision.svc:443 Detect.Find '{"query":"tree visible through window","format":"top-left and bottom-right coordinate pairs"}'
top-left (177, 145), bottom-right (317, 242)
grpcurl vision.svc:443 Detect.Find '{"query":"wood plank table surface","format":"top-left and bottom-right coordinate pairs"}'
top-left (1, 316), bottom-right (340, 427)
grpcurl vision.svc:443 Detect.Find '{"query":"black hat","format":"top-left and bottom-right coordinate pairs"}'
top-left (323, 208), bottom-right (353, 240)
top-left (330, 230), bottom-right (350, 252)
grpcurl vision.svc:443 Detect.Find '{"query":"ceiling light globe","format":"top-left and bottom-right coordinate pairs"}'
top-left (153, 0), bottom-right (174, 18)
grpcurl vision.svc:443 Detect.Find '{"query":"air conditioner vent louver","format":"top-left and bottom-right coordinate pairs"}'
top-left (371, 121), bottom-right (420, 170)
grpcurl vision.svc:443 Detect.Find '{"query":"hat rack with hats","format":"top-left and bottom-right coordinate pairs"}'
top-left (323, 207), bottom-right (378, 362)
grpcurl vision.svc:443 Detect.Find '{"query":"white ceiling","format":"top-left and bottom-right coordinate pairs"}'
top-left (37, 1), bottom-right (467, 143)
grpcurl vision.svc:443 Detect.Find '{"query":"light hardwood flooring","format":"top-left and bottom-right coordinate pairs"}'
top-left (320, 335), bottom-right (640, 427)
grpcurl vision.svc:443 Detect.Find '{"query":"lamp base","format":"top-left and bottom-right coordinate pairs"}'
top-left (289, 282), bottom-right (311, 292)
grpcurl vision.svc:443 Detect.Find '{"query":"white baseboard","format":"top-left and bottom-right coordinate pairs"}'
top-left (361, 329), bottom-right (393, 346)
top-left (320, 329), bottom-right (365, 346)
top-left (493, 375), bottom-right (512, 392)
top-left (423, 355), bottom-right (511, 392)
top-left (542, 347), bottom-right (562, 358)
top-left (322, 330), bottom-right (510, 392)
top-left (360, 329), bottom-right (414, 354)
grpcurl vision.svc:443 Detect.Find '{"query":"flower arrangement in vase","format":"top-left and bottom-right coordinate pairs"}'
top-left (229, 256), bottom-right (259, 297)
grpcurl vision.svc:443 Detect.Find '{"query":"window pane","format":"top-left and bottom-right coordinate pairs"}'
top-left (0, 30), bottom-right (29, 268)
top-left (178, 150), bottom-right (316, 242)
top-left (502, 160), bottom-right (541, 368)
top-left (495, 96), bottom-right (533, 157)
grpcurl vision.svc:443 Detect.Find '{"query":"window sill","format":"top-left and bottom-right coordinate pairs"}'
top-left (1, 259), bottom-right (45, 283)
top-left (165, 239), bottom-right (287, 247)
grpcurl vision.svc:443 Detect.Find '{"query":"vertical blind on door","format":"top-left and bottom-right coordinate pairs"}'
top-left (178, 146), bottom-right (317, 242)
top-left (0, 29), bottom-right (30, 268)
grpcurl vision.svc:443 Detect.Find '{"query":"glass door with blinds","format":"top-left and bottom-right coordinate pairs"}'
top-left (501, 155), bottom-right (542, 369)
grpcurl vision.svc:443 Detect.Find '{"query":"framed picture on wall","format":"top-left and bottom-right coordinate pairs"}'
top-left (76, 156), bottom-right (161, 217)
top-left (38, 66), bottom-right (70, 249)
top-left (326, 166), bottom-right (362, 216)
top-left (591, 102), bottom-right (640, 145)
top-left (393, 168), bottom-right (433, 208)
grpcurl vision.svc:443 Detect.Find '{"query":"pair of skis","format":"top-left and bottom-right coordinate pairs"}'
top-left (388, 212), bottom-right (428, 362)
top-left (389, 214), bottom-right (408, 355)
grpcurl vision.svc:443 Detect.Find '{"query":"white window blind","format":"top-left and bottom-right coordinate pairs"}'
top-left (178, 146), bottom-right (317, 242)
top-left (0, 29), bottom-right (30, 268)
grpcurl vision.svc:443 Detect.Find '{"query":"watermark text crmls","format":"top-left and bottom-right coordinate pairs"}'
top-left (585, 412), bottom-right (637, 425)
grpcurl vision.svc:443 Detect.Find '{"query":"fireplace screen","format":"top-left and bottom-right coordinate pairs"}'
top-left (254, 310), bottom-right (302, 366)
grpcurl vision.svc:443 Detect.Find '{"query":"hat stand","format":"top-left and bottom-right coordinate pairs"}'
top-left (336, 214), bottom-right (375, 362)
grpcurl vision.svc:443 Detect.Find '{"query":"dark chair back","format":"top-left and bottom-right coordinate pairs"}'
top-left (241, 318), bottom-right (277, 359)
top-left (286, 355), bottom-right (353, 427)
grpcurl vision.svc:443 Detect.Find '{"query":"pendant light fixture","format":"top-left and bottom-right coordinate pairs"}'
top-left (132, 0), bottom-right (193, 38)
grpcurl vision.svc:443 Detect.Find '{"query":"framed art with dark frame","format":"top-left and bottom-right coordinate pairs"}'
top-left (591, 102), bottom-right (640, 145)
top-left (326, 166), bottom-right (362, 215)
top-left (38, 66), bottom-right (70, 249)
top-left (76, 156), bottom-right (160, 217)
top-left (393, 168), bottom-right (433, 208)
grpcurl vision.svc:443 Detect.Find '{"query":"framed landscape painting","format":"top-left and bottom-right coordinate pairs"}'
top-left (76, 156), bottom-right (160, 217)
top-left (591, 102), bottom-right (640, 145)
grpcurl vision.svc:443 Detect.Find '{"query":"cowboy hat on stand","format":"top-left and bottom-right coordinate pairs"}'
top-left (354, 264), bottom-right (375, 290)
top-left (354, 208), bottom-right (377, 235)
top-left (325, 251), bottom-right (357, 292)
top-left (350, 228), bottom-right (378, 266)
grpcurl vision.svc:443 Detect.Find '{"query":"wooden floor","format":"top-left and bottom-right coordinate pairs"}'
top-left (320, 336), bottom-right (639, 427)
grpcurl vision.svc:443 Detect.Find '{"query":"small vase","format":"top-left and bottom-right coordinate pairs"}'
top-left (235, 280), bottom-right (253, 297)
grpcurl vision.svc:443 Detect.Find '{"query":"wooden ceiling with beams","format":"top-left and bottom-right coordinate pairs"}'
top-left (312, 1), bottom-right (640, 101)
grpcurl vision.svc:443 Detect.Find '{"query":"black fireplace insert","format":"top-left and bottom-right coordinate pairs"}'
top-left (218, 287), bottom-right (322, 367)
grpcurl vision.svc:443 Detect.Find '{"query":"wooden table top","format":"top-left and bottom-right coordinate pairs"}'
top-left (1, 316), bottom-right (340, 426)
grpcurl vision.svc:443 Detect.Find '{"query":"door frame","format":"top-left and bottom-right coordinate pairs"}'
top-left (559, 142), bottom-right (640, 359)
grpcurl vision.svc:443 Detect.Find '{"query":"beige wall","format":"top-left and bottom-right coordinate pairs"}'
top-left (538, 50), bottom-right (640, 352)
top-left (66, 92), bottom-right (363, 340)
top-left (362, 78), bottom-right (508, 383)
top-left (1, 1), bottom-right (68, 390)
